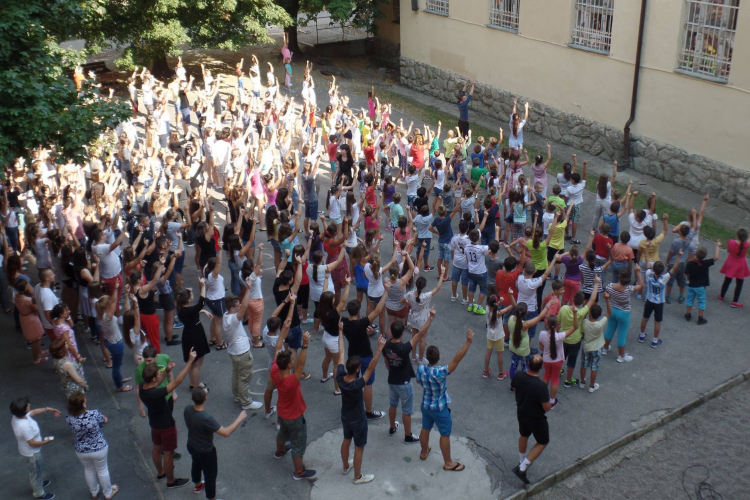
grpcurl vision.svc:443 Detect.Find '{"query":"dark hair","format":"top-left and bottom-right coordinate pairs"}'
top-left (547, 316), bottom-right (559, 361)
top-left (571, 173), bottom-right (581, 184)
top-left (597, 174), bottom-right (609, 200)
top-left (346, 300), bottom-right (361, 317)
top-left (610, 201), bottom-right (621, 213)
top-left (345, 355), bottom-right (361, 375)
top-left (390, 320), bottom-right (405, 339)
top-left (487, 295), bottom-right (499, 329)
top-left (414, 277), bottom-right (426, 303)
top-left (652, 261), bottom-right (665, 276)
top-left (191, 387), bottom-right (208, 405)
top-left (618, 269), bottom-right (632, 285)
top-left (143, 363), bottom-right (159, 383)
top-left (589, 304), bottom-right (603, 320)
top-left (10, 397), bottom-right (30, 418)
top-left (643, 225), bottom-right (655, 240)
top-left (143, 346), bottom-right (158, 360)
top-left (276, 350), bottom-right (293, 370)
top-left (504, 256), bottom-right (518, 271)
top-left (695, 247), bottom-right (707, 260)
top-left (224, 295), bottom-right (240, 311)
top-left (67, 391), bottom-right (87, 416)
top-left (425, 345), bottom-right (440, 365)
top-left (532, 226), bottom-right (543, 249)
top-left (266, 316), bottom-right (282, 333)
top-left (586, 249), bottom-right (596, 270)
top-left (737, 229), bottom-right (749, 256)
top-left (512, 302), bottom-right (528, 348)
top-left (50, 338), bottom-right (67, 358)
top-left (620, 231), bottom-right (631, 244)
top-left (528, 355), bottom-right (543, 372)
top-left (573, 291), bottom-right (585, 307)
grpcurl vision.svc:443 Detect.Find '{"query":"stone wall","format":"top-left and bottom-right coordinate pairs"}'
top-left (399, 56), bottom-right (750, 209)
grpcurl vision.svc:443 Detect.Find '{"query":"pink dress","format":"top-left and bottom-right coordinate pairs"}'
top-left (16, 295), bottom-right (43, 343)
top-left (264, 185), bottom-right (278, 206)
top-left (531, 163), bottom-right (548, 193)
top-left (720, 240), bottom-right (750, 279)
top-left (250, 169), bottom-right (264, 198)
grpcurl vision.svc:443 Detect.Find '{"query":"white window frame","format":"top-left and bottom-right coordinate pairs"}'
top-left (677, 0), bottom-right (739, 82)
top-left (489, 0), bottom-right (520, 33)
top-left (570, 0), bottom-right (615, 54)
top-left (425, 0), bottom-right (449, 16)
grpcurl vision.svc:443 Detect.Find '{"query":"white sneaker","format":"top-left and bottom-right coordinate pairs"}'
top-left (242, 401), bottom-right (263, 410)
top-left (264, 406), bottom-right (276, 419)
top-left (450, 295), bottom-right (457, 302)
top-left (588, 383), bottom-right (600, 393)
top-left (601, 346), bottom-right (611, 356)
top-left (419, 358), bottom-right (428, 365)
top-left (353, 473), bottom-right (374, 484)
top-left (617, 354), bottom-right (633, 363)
top-left (461, 298), bottom-right (469, 305)
top-left (342, 459), bottom-right (354, 475)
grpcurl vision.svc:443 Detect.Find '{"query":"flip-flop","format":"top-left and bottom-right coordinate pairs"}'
top-left (105, 364), bottom-right (113, 369)
top-left (208, 340), bottom-right (217, 347)
top-left (320, 373), bottom-right (333, 383)
top-left (122, 377), bottom-right (132, 383)
top-left (117, 385), bottom-right (133, 393)
top-left (215, 343), bottom-right (228, 350)
top-left (420, 446), bottom-right (432, 461)
top-left (443, 462), bottom-right (465, 471)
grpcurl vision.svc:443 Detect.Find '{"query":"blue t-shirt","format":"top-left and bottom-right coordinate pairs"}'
top-left (431, 216), bottom-right (454, 244)
top-left (602, 212), bottom-right (619, 237)
top-left (414, 213), bottom-right (435, 239)
top-left (457, 96), bottom-right (471, 121)
top-left (478, 205), bottom-right (500, 240)
top-left (354, 263), bottom-right (368, 290)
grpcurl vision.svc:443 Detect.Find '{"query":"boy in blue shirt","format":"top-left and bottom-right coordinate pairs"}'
top-left (639, 246), bottom-right (683, 348)
top-left (430, 205), bottom-right (454, 281)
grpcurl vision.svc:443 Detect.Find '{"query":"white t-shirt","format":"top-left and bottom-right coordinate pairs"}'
top-left (307, 265), bottom-right (332, 302)
top-left (566, 180), bottom-right (586, 205)
top-left (628, 213), bottom-right (653, 249)
top-left (405, 175), bottom-right (420, 196)
top-left (595, 181), bottom-right (612, 202)
top-left (434, 169), bottom-right (445, 190)
top-left (450, 234), bottom-right (470, 270)
top-left (93, 243), bottom-right (121, 279)
top-left (245, 273), bottom-right (263, 300)
top-left (166, 222), bottom-right (184, 253)
top-left (34, 239), bottom-right (52, 269)
top-left (222, 313), bottom-right (250, 355)
top-left (129, 329), bottom-right (149, 364)
top-left (33, 284), bottom-right (58, 329)
top-left (12, 414), bottom-right (41, 457)
top-left (465, 243), bottom-right (489, 274)
top-left (542, 212), bottom-right (556, 235)
top-left (539, 329), bottom-right (565, 363)
top-left (516, 275), bottom-right (543, 312)
top-left (205, 273), bottom-right (225, 300)
top-left (364, 263), bottom-right (385, 297)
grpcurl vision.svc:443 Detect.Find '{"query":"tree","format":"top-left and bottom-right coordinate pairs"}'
top-left (82, 0), bottom-right (293, 76)
top-left (0, 1), bottom-right (131, 169)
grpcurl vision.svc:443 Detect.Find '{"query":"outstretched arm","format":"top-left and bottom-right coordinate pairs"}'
top-left (447, 329), bottom-right (474, 373)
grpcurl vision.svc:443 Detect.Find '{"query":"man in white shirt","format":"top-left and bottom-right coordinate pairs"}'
top-left (222, 291), bottom-right (263, 411)
top-left (211, 129), bottom-right (232, 188)
top-left (516, 258), bottom-right (557, 344)
top-left (92, 226), bottom-right (126, 317)
top-left (33, 269), bottom-right (58, 338)
top-left (10, 397), bottom-right (60, 500)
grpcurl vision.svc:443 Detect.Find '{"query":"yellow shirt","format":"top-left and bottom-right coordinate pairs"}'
top-left (638, 232), bottom-right (664, 263)
top-left (550, 220), bottom-right (568, 250)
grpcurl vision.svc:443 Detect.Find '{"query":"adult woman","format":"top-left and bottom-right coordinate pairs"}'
top-left (321, 219), bottom-right (350, 305)
top-left (204, 252), bottom-right (227, 350)
top-left (96, 293), bottom-right (132, 392)
top-left (51, 338), bottom-right (88, 397)
top-left (318, 276), bottom-right (351, 394)
top-left (129, 265), bottom-right (163, 353)
top-left (240, 244), bottom-right (265, 348)
top-left (176, 278), bottom-right (212, 389)
top-left (602, 267), bottom-right (644, 363)
top-left (265, 205), bottom-right (282, 270)
top-left (194, 202), bottom-right (217, 270)
top-left (123, 290), bottom-right (149, 365)
top-left (66, 392), bottom-right (118, 499)
top-left (14, 279), bottom-right (46, 364)
top-left (307, 248), bottom-right (345, 334)
top-left (385, 251), bottom-right (415, 333)
top-left (154, 251), bottom-right (181, 346)
top-left (719, 228), bottom-right (749, 307)
top-left (508, 99), bottom-right (529, 151)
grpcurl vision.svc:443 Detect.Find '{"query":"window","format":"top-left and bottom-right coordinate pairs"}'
top-left (489, 0), bottom-right (520, 32)
top-left (678, 0), bottom-right (739, 81)
top-left (571, 0), bottom-right (615, 53)
top-left (425, 0), bottom-right (449, 16)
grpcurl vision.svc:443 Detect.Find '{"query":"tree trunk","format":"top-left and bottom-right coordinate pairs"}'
top-left (150, 53), bottom-right (171, 79)
top-left (284, 0), bottom-right (301, 54)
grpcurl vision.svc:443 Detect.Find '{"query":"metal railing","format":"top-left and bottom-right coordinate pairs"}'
top-left (425, 0), bottom-right (449, 15)
top-left (489, 0), bottom-right (520, 31)
top-left (571, 0), bottom-right (615, 53)
top-left (678, 0), bottom-right (739, 81)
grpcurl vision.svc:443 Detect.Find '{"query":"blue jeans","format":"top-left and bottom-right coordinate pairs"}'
top-left (526, 308), bottom-right (539, 339)
top-left (417, 237), bottom-right (431, 260)
top-left (26, 453), bottom-right (45, 498)
top-left (509, 352), bottom-right (530, 380)
top-left (227, 259), bottom-right (241, 296)
top-left (5, 226), bottom-right (19, 252)
top-left (104, 339), bottom-right (125, 389)
top-left (611, 260), bottom-right (628, 284)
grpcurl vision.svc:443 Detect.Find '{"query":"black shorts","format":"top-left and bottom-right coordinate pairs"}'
top-left (643, 300), bottom-right (664, 322)
top-left (563, 341), bottom-right (581, 369)
top-left (505, 213), bottom-right (515, 224)
top-left (518, 416), bottom-right (549, 445)
top-left (158, 291), bottom-right (176, 312)
top-left (344, 130), bottom-right (353, 140)
top-left (342, 416), bottom-right (368, 447)
top-left (547, 246), bottom-right (562, 263)
top-left (296, 283), bottom-right (310, 309)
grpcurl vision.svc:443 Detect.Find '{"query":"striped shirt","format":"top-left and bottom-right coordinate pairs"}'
top-left (606, 284), bottom-right (634, 311)
top-left (416, 364), bottom-right (451, 411)
top-left (645, 269), bottom-right (670, 304)
top-left (579, 263), bottom-right (605, 294)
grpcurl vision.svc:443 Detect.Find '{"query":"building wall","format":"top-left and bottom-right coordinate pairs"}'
top-left (372, 1), bottom-right (402, 67)
top-left (397, 0), bottom-right (750, 208)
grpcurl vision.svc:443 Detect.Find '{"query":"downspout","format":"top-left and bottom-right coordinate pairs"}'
top-left (622, 0), bottom-right (648, 171)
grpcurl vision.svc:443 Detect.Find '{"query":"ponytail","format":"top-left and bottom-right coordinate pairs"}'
top-left (414, 276), bottom-right (426, 303)
top-left (488, 295), bottom-right (499, 329)
top-left (737, 229), bottom-right (748, 256)
top-left (547, 316), bottom-right (559, 361)
top-left (512, 303), bottom-right (528, 349)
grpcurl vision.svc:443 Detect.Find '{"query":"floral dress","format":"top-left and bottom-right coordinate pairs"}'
top-left (54, 357), bottom-right (86, 397)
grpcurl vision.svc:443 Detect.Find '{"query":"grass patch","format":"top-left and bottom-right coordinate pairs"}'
top-left (377, 88), bottom-right (737, 244)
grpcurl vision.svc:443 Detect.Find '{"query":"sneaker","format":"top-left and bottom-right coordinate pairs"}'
top-left (635, 292), bottom-right (643, 300)
top-left (638, 332), bottom-right (647, 343)
top-left (389, 421), bottom-right (400, 436)
top-left (617, 354), bottom-right (634, 363)
top-left (731, 302), bottom-right (744, 308)
top-left (264, 406), bottom-right (277, 420)
top-left (651, 339), bottom-right (663, 348)
top-left (193, 482), bottom-right (205, 494)
top-left (242, 401), bottom-right (263, 410)
top-left (677, 295), bottom-right (685, 304)
top-left (697, 317), bottom-right (708, 325)
top-left (166, 478), bottom-right (190, 489)
top-left (419, 358), bottom-right (428, 365)
top-left (570, 238), bottom-right (581, 244)
top-left (450, 295), bottom-right (457, 302)
top-left (578, 381), bottom-right (587, 389)
top-left (685, 313), bottom-right (692, 321)
top-left (186, 242), bottom-right (195, 247)
top-left (665, 296), bottom-right (671, 304)
top-left (564, 235), bottom-right (572, 241)
top-left (588, 383), bottom-right (600, 393)
top-left (274, 444), bottom-right (291, 459)
top-left (550, 399), bottom-right (559, 410)
top-left (717, 294), bottom-right (724, 302)
top-left (504, 341), bottom-right (509, 348)
top-left (342, 459), bottom-right (354, 475)
top-left (497, 372), bottom-right (509, 380)
top-left (166, 339), bottom-right (182, 346)
top-left (423, 266), bottom-right (435, 272)
top-left (293, 469), bottom-right (317, 481)
top-left (563, 378), bottom-right (578, 388)
top-left (353, 474), bottom-right (375, 484)
top-left (156, 474), bottom-right (167, 482)
top-left (366, 411), bottom-right (385, 420)
top-left (467, 304), bottom-right (475, 313)
top-left (461, 298), bottom-right (469, 305)
top-left (473, 305), bottom-right (486, 315)
top-left (404, 434), bottom-right (420, 444)
top-left (482, 370), bottom-right (490, 379)
top-left (512, 465), bottom-right (530, 485)
top-left (173, 321), bottom-right (184, 329)
top-left (601, 345), bottom-right (611, 356)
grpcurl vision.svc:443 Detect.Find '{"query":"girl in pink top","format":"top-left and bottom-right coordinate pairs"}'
top-left (531, 143), bottom-right (552, 197)
top-left (719, 228), bottom-right (749, 307)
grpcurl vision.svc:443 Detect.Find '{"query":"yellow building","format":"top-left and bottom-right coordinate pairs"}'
top-left (377, 0), bottom-right (750, 208)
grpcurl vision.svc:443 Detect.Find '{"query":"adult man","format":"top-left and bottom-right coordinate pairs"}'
top-left (273, 260), bottom-right (307, 378)
top-left (516, 257), bottom-right (557, 344)
top-left (456, 79), bottom-right (475, 138)
top-left (383, 310), bottom-right (436, 442)
top-left (135, 346), bottom-right (175, 420)
top-left (337, 325), bottom-right (386, 484)
top-left (416, 328), bottom-right (474, 471)
top-left (33, 269), bottom-right (58, 338)
top-left (91, 224), bottom-right (126, 316)
top-left (139, 347), bottom-right (197, 489)
top-left (184, 388), bottom-right (247, 500)
top-left (222, 289), bottom-right (263, 411)
top-left (511, 354), bottom-right (552, 485)
top-left (212, 129), bottom-right (232, 188)
top-left (272, 327), bottom-right (315, 480)
top-left (10, 397), bottom-right (59, 500)
top-left (341, 291), bottom-right (390, 420)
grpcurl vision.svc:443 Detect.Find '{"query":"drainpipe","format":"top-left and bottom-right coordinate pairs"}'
top-left (622, 0), bottom-right (648, 172)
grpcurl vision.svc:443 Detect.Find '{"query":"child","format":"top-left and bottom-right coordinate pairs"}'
top-left (675, 193), bottom-right (708, 260)
top-left (495, 245), bottom-right (526, 343)
top-left (441, 182), bottom-right (455, 214)
top-left (404, 276), bottom-right (443, 363)
top-left (539, 311), bottom-right (578, 408)
top-left (610, 232), bottom-right (634, 284)
top-left (327, 136), bottom-right (339, 174)
top-left (387, 192), bottom-right (404, 234)
top-left (483, 293), bottom-right (516, 380)
top-left (413, 186), bottom-right (429, 215)
top-left (283, 57), bottom-right (292, 92)
top-left (542, 281), bottom-right (564, 330)
top-left (565, 159), bottom-right (587, 244)
top-left (364, 139), bottom-right (376, 169)
top-left (485, 239), bottom-right (503, 299)
top-left (450, 219), bottom-right (471, 303)
top-left (413, 204), bottom-right (435, 271)
top-left (593, 223), bottom-right (615, 267)
top-left (685, 241), bottom-right (721, 324)
top-left (601, 181), bottom-right (632, 243)
top-left (639, 248), bottom-right (683, 347)
top-left (579, 303), bottom-right (609, 393)
top-left (560, 284), bottom-right (599, 388)
top-left (432, 159), bottom-right (446, 212)
top-left (581, 230), bottom-right (611, 301)
top-left (546, 185), bottom-right (567, 214)
top-left (665, 215), bottom-right (696, 304)
top-left (508, 303), bottom-right (548, 382)
top-left (405, 165), bottom-right (421, 208)
top-left (327, 184), bottom-right (343, 228)
top-left (636, 215), bottom-right (669, 298)
top-left (364, 174), bottom-right (377, 210)
top-left (465, 228), bottom-right (490, 314)
top-left (559, 246), bottom-right (583, 305)
top-left (350, 245), bottom-right (369, 305)
top-left (430, 205), bottom-right (454, 281)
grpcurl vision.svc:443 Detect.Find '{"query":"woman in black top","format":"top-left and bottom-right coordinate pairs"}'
top-left (129, 264), bottom-right (164, 354)
top-left (176, 277), bottom-right (211, 390)
top-left (335, 144), bottom-right (354, 187)
top-left (194, 202), bottom-right (217, 270)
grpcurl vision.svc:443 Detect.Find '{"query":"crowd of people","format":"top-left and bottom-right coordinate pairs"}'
top-left (6, 41), bottom-right (750, 499)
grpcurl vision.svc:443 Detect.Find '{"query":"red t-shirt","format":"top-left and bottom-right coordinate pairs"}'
top-left (327, 142), bottom-right (338, 161)
top-left (364, 146), bottom-right (376, 165)
top-left (495, 266), bottom-right (522, 305)
top-left (411, 144), bottom-right (426, 169)
top-left (542, 293), bottom-right (562, 328)
top-left (365, 185), bottom-right (377, 208)
top-left (271, 361), bottom-right (306, 420)
top-left (593, 234), bottom-right (614, 260)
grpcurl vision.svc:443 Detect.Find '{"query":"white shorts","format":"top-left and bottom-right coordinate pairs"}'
top-left (322, 331), bottom-right (339, 353)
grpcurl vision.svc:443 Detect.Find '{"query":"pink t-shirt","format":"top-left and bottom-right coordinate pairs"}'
top-left (539, 329), bottom-right (565, 364)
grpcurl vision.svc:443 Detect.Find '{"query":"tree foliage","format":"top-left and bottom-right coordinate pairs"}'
top-left (0, 0), bottom-right (131, 168)
top-left (297, 0), bottom-right (392, 35)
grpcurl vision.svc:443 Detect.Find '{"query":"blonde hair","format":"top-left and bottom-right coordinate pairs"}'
top-left (95, 295), bottom-right (112, 317)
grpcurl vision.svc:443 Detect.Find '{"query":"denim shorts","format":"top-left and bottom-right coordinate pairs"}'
top-left (407, 195), bottom-right (416, 208)
top-left (417, 237), bottom-right (431, 260)
top-left (438, 243), bottom-right (451, 261)
top-left (285, 325), bottom-right (303, 349)
top-left (205, 297), bottom-right (225, 316)
top-left (388, 382), bottom-right (414, 415)
top-left (433, 187), bottom-right (443, 198)
top-left (581, 349), bottom-right (601, 371)
top-left (451, 266), bottom-right (469, 286)
top-left (360, 356), bottom-right (376, 386)
top-left (686, 286), bottom-right (707, 310)
top-left (304, 200), bottom-right (318, 219)
top-left (468, 272), bottom-right (487, 295)
top-left (269, 239), bottom-right (281, 254)
top-left (421, 406), bottom-right (452, 436)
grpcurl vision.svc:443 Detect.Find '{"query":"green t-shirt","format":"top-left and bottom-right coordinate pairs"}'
top-left (547, 196), bottom-right (566, 210)
top-left (507, 317), bottom-right (530, 357)
top-left (559, 305), bottom-right (589, 345)
top-left (550, 220), bottom-right (568, 250)
top-left (388, 202), bottom-right (404, 226)
top-left (136, 354), bottom-right (172, 400)
top-left (526, 240), bottom-right (548, 271)
top-left (470, 167), bottom-right (488, 188)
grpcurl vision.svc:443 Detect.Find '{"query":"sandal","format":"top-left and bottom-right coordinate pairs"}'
top-left (122, 377), bottom-right (132, 383)
top-left (320, 373), bottom-right (333, 383)
top-left (443, 462), bottom-right (465, 471)
top-left (252, 342), bottom-right (266, 349)
top-left (420, 446), bottom-right (432, 461)
top-left (105, 364), bottom-right (113, 369)
top-left (215, 342), bottom-right (228, 350)
top-left (116, 385), bottom-right (133, 393)
top-left (208, 340), bottom-right (217, 347)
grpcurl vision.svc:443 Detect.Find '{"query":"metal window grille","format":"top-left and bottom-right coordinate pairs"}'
top-left (678, 0), bottom-right (739, 81)
top-left (489, 0), bottom-right (520, 31)
top-left (426, 0), bottom-right (449, 15)
top-left (572, 0), bottom-right (615, 53)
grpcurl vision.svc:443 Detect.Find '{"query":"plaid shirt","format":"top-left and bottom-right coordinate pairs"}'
top-left (416, 365), bottom-right (451, 411)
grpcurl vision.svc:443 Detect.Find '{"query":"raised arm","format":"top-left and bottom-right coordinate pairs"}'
top-left (447, 329), bottom-right (474, 373)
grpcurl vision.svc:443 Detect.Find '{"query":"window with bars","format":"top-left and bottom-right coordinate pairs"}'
top-left (489, 0), bottom-right (520, 31)
top-left (678, 0), bottom-right (739, 81)
top-left (425, 0), bottom-right (449, 15)
top-left (571, 0), bottom-right (615, 53)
